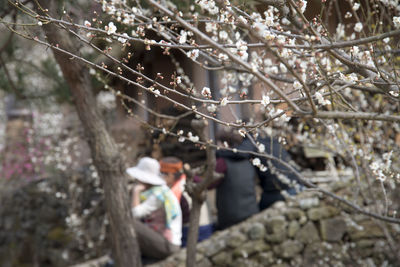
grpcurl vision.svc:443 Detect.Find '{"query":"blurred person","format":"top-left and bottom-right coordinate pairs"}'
top-left (237, 134), bottom-right (302, 210)
top-left (214, 129), bottom-right (259, 230)
top-left (160, 156), bottom-right (213, 246)
top-left (126, 157), bottom-right (182, 261)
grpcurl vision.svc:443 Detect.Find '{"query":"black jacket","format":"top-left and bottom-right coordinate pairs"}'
top-left (236, 137), bottom-right (300, 193)
top-left (215, 147), bottom-right (259, 230)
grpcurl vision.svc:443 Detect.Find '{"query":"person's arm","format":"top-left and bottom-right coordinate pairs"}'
top-left (131, 184), bottom-right (162, 218)
top-left (132, 195), bottom-right (162, 218)
top-left (132, 184), bottom-right (146, 208)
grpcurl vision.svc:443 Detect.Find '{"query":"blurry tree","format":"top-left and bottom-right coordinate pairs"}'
top-left (1, 0), bottom-right (400, 266)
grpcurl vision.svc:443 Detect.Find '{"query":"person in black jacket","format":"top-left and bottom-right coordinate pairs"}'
top-left (214, 129), bottom-right (259, 230)
top-left (237, 134), bottom-right (302, 210)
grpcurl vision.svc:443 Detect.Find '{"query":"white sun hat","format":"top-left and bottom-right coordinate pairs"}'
top-left (126, 157), bottom-right (166, 185)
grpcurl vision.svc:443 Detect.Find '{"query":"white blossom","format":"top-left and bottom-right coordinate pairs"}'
top-left (300, 0), bottom-right (307, 13)
top-left (252, 158), bottom-right (261, 167)
top-left (207, 104), bottom-right (217, 113)
top-left (179, 30), bottom-right (187, 44)
top-left (187, 132), bottom-right (199, 142)
top-left (259, 165), bottom-right (267, 172)
top-left (117, 33), bottom-right (129, 44)
top-left (315, 92), bottom-right (331, 106)
top-left (336, 23), bottom-right (345, 39)
top-left (261, 95), bottom-right (270, 107)
top-left (220, 97), bottom-right (228, 106)
top-left (352, 3), bottom-right (360, 11)
top-left (84, 20), bottom-right (91, 27)
top-left (219, 30), bottom-right (228, 40)
top-left (201, 87), bottom-right (211, 97)
top-left (238, 129), bottom-right (246, 137)
top-left (258, 143), bottom-right (265, 153)
top-left (106, 22), bottom-right (117, 35)
top-left (293, 81), bottom-right (302, 90)
top-left (394, 16), bottom-right (400, 28)
top-left (205, 22), bottom-right (217, 33)
top-left (187, 49), bottom-right (199, 60)
top-left (354, 22), bottom-right (363, 32)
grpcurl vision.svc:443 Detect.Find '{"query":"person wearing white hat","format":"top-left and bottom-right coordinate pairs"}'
top-left (127, 157), bottom-right (182, 260)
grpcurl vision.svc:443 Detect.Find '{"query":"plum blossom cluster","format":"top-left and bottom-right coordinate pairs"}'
top-left (369, 151), bottom-right (396, 182)
top-left (251, 157), bottom-right (267, 172)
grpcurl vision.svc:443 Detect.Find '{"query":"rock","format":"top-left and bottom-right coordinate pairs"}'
top-left (233, 240), bottom-right (270, 258)
top-left (348, 221), bottom-right (384, 240)
top-left (256, 251), bottom-right (274, 265)
top-left (234, 258), bottom-right (263, 267)
top-left (288, 221), bottom-right (300, 238)
top-left (355, 239), bottom-right (376, 248)
top-left (227, 231), bottom-right (247, 247)
top-left (203, 236), bottom-right (227, 257)
top-left (270, 263), bottom-right (290, 267)
top-left (247, 222), bottom-right (266, 240)
top-left (284, 208), bottom-right (305, 220)
top-left (307, 206), bottom-right (339, 220)
top-left (196, 252), bottom-right (205, 262)
top-left (295, 221), bottom-right (320, 244)
top-left (265, 231), bottom-right (286, 243)
top-left (264, 216), bottom-right (287, 234)
top-left (263, 216), bottom-right (287, 243)
top-left (211, 251), bottom-right (232, 266)
top-left (197, 257), bottom-right (213, 267)
top-left (298, 197), bottom-right (319, 209)
top-left (319, 217), bottom-right (347, 241)
top-left (274, 240), bottom-right (304, 259)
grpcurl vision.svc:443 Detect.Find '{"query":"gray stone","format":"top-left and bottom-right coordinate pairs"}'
top-left (356, 239), bottom-right (376, 248)
top-left (295, 221), bottom-right (320, 244)
top-left (256, 251), bottom-right (274, 265)
top-left (320, 217), bottom-right (347, 241)
top-left (273, 240), bottom-right (304, 259)
top-left (264, 216), bottom-right (287, 234)
top-left (197, 257), bottom-right (213, 267)
top-left (298, 197), bottom-right (319, 209)
top-left (270, 263), bottom-right (290, 267)
top-left (284, 208), bottom-right (305, 220)
top-left (211, 251), bottom-right (232, 266)
top-left (227, 231), bottom-right (247, 247)
top-left (233, 240), bottom-right (271, 258)
top-left (247, 222), bottom-right (266, 240)
top-left (303, 242), bottom-right (324, 266)
top-left (196, 253), bottom-right (205, 262)
top-left (348, 221), bottom-right (384, 240)
top-left (233, 258), bottom-right (263, 267)
top-left (265, 231), bottom-right (286, 243)
top-left (203, 238), bottom-right (227, 257)
top-left (288, 221), bottom-right (300, 238)
top-left (307, 206), bottom-right (339, 220)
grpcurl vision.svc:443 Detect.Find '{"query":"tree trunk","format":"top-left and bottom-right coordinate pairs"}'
top-left (185, 195), bottom-right (202, 267)
top-left (36, 1), bottom-right (141, 266)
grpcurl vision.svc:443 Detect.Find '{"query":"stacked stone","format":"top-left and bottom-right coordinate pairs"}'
top-left (154, 190), bottom-right (400, 267)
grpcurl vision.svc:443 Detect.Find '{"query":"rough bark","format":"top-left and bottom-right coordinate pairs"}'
top-left (185, 193), bottom-right (202, 267)
top-left (35, 1), bottom-right (141, 266)
top-left (185, 120), bottom-right (216, 267)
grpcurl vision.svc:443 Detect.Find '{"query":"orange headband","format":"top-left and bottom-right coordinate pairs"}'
top-left (160, 160), bottom-right (183, 173)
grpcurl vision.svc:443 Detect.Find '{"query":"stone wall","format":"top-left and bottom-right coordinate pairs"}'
top-left (154, 190), bottom-right (400, 267)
